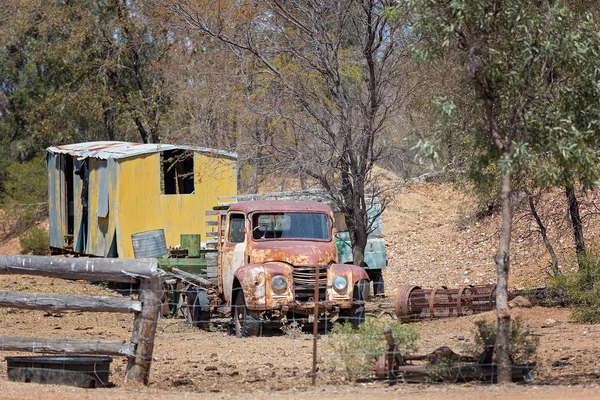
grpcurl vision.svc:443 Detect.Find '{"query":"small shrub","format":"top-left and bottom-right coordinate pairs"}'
top-left (326, 317), bottom-right (419, 381)
top-left (0, 156), bottom-right (48, 236)
top-left (19, 225), bottom-right (49, 255)
top-left (280, 321), bottom-right (303, 339)
top-left (464, 316), bottom-right (538, 365)
top-left (551, 253), bottom-right (600, 323)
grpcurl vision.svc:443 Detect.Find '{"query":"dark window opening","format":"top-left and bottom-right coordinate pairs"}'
top-left (228, 214), bottom-right (246, 243)
top-left (161, 150), bottom-right (195, 195)
top-left (64, 155), bottom-right (74, 235)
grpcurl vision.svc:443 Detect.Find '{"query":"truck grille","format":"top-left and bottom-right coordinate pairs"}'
top-left (292, 265), bottom-right (328, 302)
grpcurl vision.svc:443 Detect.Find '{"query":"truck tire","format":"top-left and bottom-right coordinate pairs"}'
top-left (187, 289), bottom-right (211, 330)
top-left (372, 270), bottom-right (385, 296)
top-left (233, 289), bottom-right (260, 338)
top-left (341, 280), bottom-right (366, 329)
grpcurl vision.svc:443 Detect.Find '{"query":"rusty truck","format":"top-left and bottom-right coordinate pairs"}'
top-left (164, 199), bottom-right (369, 337)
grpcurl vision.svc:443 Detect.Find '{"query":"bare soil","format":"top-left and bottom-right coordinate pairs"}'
top-left (1, 183), bottom-right (600, 399)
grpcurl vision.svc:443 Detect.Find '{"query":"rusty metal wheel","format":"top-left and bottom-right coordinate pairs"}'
top-left (187, 288), bottom-right (210, 330)
top-left (371, 270), bottom-right (385, 296)
top-left (233, 289), bottom-right (260, 338)
top-left (341, 280), bottom-right (366, 329)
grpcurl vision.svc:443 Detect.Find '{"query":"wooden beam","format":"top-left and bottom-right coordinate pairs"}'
top-left (170, 267), bottom-right (212, 287)
top-left (0, 255), bottom-right (159, 283)
top-left (0, 290), bottom-right (141, 313)
top-left (0, 336), bottom-right (134, 356)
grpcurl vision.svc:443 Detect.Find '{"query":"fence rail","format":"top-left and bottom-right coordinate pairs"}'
top-left (0, 254), bottom-right (161, 385)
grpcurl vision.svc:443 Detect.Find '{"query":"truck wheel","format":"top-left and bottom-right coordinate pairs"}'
top-left (341, 280), bottom-right (366, 329)
top-left (372, 270), bottom-right (385, 296)
top-left (233, 289), bottom-right (260, 338)
top-left (187, 289), bottom-right (211, 330)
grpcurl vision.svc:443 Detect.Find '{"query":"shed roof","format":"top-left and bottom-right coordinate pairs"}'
top-left (47, 141), bottom-right (237, 160)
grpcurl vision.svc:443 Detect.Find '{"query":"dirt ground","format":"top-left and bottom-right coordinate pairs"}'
top-left (1, 183), bottom-right (600, 399)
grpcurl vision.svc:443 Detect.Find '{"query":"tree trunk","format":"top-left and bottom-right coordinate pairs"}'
top-left (528, 192), bottom-right (560, 276)
top-left (565, 184), bottom-right (587, 277)
top-left (495, 169), bottom-right (512, 384)
top-left (350, 225), bottom-right (368, 268)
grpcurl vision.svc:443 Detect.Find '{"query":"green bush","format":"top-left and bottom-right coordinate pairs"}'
top-left (326, 318), bottom-right (419, 381)
top-left (551, 253), bottom-right (600, 323)
top-left (463, 316), bottom-right (538, 365)
top-left (0, 156), bottom-right (48, 236)
top-left (427, 317), bottom-right (538, 383)
top-left (19, 226), bottom-right (49, 255)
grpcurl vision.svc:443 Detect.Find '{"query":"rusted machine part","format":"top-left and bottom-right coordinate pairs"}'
top-left (373, 354), bottom-right (387, 378)
top-left (395, 284), bottom-right (497, 321)
top-left (394, 285), bottom-right (422, 322)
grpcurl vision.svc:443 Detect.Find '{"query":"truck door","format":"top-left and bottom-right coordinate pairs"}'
top-left (221, 213), bottom-right (247, 303)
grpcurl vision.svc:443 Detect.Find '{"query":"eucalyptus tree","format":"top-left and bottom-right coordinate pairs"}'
top-left (0, 0), bottom-right (173, 151)
top-left (406, 0), bottom-right (600, 383)
top-left (156, 0), bottom-right (413, 267)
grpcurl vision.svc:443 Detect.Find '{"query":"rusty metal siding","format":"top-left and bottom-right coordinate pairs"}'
top-left (47, 153), bottom-right (65, 249)
top-left (47, 141), bottom-right (237, 161)
top-left (96, 159), bottom-right (109, 218)
top-left (86, 158), bottom-right (118, 257)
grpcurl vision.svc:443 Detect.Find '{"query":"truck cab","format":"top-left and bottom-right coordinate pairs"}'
top-left (218, 200), bottom-right (368, 337)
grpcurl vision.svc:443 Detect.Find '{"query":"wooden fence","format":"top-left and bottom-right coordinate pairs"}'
top-left (0, 255), bottom-right (161, 385)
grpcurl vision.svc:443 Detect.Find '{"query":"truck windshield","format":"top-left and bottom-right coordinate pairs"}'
top-left (251, 212), bottom-right (330, 240)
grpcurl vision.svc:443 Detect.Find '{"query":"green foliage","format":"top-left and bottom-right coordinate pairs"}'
top-left (0, 0), bottom-right (173, 150)
top-left (0, 156), bottom-right (48, 236)
top-left (465, 316), bottom-right (538, 365)
top-left (551, 252), bottom-right (600, 323)
top-left (19, 225), bottom-right (49, 255)
top-left (406, 0), bottom-right (600, 199)
top-left (327, 318), bottom-right (419, 381)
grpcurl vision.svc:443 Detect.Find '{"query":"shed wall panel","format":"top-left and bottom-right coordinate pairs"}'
top-left (47, 153), bottom-right (65, 249)
top-left (87, 158), bottom-right (118, 257)
top-left (116, 153), bottom-right (236, 258)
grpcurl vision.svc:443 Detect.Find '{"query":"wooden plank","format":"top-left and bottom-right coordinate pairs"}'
top-left (170, 268), bottom-right (212, 287)
top-left (125, 276), bottom-right (161, 385)
top-left (205, 221), bottom-right (220, 226)
top-left (0, 336), bottom-right (134, 356)
top-left (0, 255), bottom-right (159, 283)
top-left (0, 290), bottom-right (141, 313)
top-left (205, 231), bottom-right (222, 238)
top-left (205, 210), bottom-right (219, 216)
top-left (206, 266), bottom-right (218, 279)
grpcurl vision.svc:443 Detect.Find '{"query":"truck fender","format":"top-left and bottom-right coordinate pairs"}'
top-left (329, 263), bottom-right (369, 299)
top-left (234, 262), bottom-right (295, 310)
top-left (234, 264), bottom-right (267, 308)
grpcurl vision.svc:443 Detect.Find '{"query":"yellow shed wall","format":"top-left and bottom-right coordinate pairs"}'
top-left (116, 152), bottom-right (236, 258)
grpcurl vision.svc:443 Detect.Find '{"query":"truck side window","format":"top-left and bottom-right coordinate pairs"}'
top-left (228, 214), bottom-right (246, 243)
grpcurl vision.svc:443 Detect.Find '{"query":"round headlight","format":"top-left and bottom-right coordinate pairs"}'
top-left (333, 276), bottom-right (348, 292)
top-left (271, 275), bottom-right (288, 292)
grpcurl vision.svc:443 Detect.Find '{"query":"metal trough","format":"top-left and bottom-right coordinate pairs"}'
top-left (5, 356), bottom-right (113, 388)
top-left (395, 284), bottom-right (496, 321)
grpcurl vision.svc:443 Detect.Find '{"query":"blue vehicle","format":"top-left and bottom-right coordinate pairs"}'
top-left (333, 197), bottom-right (387, 296)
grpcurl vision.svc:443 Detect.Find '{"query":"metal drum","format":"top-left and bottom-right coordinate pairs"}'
top-left (131, 229), bottom-right (167, 258)
top-left (5, 355), bottom-right (113, 388)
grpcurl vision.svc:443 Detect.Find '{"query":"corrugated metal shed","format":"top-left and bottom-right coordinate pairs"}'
top-left (47, 141), bottom-right (237, 160)
top-left (47, 141), bottom-right (238, 258)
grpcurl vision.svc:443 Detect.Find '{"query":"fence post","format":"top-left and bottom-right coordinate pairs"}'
top-left (125, 275), bottom-right (161, 385)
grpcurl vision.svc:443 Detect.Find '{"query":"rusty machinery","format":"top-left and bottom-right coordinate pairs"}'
top-left (395, 284), bottom-right (496, 322)
top-left (373, 325), bottom-right (535, 383)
